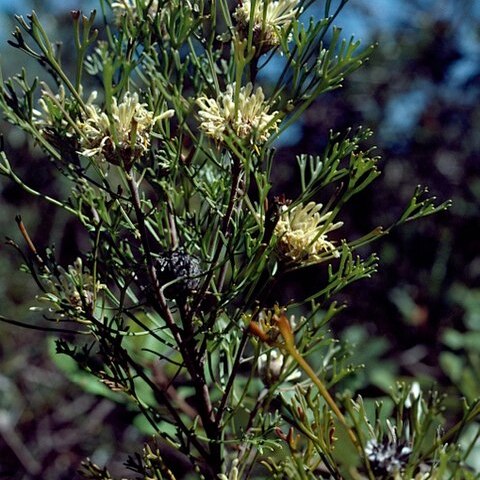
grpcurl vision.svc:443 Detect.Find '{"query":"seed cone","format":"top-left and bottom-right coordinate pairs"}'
top-left (155, 250), bottom-right (202, 299)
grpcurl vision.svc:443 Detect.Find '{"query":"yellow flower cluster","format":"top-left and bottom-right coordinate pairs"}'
top-left (196, 83), bottom-right (279, 147)
top-left (76, 91), bottom-right (173, 169)
top-left (274, 202), bottom-right (343, 264)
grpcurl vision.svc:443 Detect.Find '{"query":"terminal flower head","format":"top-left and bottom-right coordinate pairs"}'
top-left (274, 202), bottom-right (343, 264)
top-left (233, 0), bottom-right (300, 53)
top-left (196, 82), bottom-right (280, 147)
top-left (76, 91), bottom-right (173, 170)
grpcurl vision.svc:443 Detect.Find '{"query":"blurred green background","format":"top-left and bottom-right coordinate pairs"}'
top-left (1, 0), bottom-right (480, 478)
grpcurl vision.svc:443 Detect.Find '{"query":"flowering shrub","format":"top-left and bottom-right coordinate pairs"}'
top-left (0, 1), bottom-right (477, 479)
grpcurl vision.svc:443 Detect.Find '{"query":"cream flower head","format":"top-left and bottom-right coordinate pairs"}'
top-left (274, 202), bottom-right (343, 264)
top-left (233, 0), bottom-right (300, 52)
top-left (76, 91), bottom-right (173, 170)
top-left (196, 83), bottom-right (280, 148)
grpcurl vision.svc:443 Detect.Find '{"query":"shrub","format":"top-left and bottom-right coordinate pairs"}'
top-left (0, 1), bottom-right (476, 479)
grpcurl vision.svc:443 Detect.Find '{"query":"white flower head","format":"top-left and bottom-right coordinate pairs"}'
top-left (233, 0), bottom-right (301, 52)
top-left (196, 82), bottom-right (280, 148)
top-left (32, 258), bottom-right (105, 321)
top-left (274, 202), bottom-right (343, 264)
top-left (76, 91), bottom-right (174, 170)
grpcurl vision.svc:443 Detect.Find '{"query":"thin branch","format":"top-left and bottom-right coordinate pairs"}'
top-left (190, 157), bottom-right (242, 318)
top-left (215, 327), bottom-right (250, 425)
top-left (126, 171), bottom-right (221, 473)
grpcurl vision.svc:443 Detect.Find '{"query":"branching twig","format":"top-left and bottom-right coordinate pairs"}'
top-left (126, 171), bottom-right (221, 475)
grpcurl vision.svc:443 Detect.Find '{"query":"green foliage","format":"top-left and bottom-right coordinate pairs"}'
top-left (0, 1), bottom-right (472, 479)
top-left (441, 285), bottom-right (480, 403)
